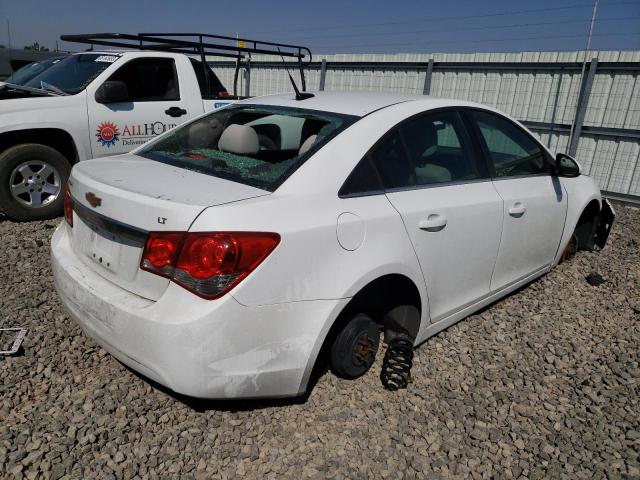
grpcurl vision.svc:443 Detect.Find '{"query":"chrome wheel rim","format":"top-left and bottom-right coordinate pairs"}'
top-left (9, 160), bottom-right (62, 208)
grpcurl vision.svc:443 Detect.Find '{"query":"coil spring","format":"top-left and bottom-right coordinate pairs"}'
top-left (380, 333), bottom-right (414, 391)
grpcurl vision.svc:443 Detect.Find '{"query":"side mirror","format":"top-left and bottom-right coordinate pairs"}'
top-left (95, 81), bottom-right (128, 104)
top-left (555, 153), bottom-right (581, 178)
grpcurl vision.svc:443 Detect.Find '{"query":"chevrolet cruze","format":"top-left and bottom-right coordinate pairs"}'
top-left (51, 92), bottom-right (614, 398)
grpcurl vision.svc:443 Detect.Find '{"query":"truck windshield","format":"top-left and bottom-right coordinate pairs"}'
top-left (138, 105), bottom-right (358, 191)
top-left (23, 53), bottom-right (116, 94)
top-left (6, 57), bottom-right (65, 85)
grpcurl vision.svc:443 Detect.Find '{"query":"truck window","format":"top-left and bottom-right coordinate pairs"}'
top-left (188, 58), bottom-right (228, 99)
top-left (106, 58), bottom-right (180, 102)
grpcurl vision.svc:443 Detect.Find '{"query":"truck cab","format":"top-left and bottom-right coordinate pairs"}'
top-left (0, 33), bottom-right (311, 221)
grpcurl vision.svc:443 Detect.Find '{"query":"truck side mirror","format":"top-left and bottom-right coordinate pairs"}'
top-left (95, 81), bottom-right (129, 104)
top-left (555, 153), bottom-right (581, 178)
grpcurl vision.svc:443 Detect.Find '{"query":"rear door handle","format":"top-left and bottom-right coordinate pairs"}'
top-left (508, 202), bottom-right (526, 217)
top-left (165, 106), bottom-right (187, 117)
top-left (419, 214), bottom-right (447, 232)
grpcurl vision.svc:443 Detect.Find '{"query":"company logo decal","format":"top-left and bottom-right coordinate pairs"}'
top-left (96, 121), bottom-right (120, 147)
top-left (95, 121), bottom-right (177, 148)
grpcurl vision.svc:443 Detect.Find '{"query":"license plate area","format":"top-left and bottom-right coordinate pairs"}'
top-left (72, 201), bottom-right (149, 281)
top-left (84, 224), bottom-right (121, 272)
top-left (74, 218), bottom-right (142, 281)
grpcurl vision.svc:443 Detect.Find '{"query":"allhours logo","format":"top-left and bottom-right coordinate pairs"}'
top-left (96, 121), bottom-right (178, 147)
top-left (96, 121), bottom-right (120, 147)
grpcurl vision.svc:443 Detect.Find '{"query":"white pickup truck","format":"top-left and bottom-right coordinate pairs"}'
top-left (0, 33), bottom-right (311, 221)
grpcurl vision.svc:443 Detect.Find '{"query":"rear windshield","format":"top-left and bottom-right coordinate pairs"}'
top-left (138, 105), bottom-right (358, 191)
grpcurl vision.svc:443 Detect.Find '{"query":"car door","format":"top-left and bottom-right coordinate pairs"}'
top-left (87, 56), bottom-right (194, 158)
top-left (467, 110), bottom-right (567, 291)
top-left (370, 110), bottom-right (504, 323)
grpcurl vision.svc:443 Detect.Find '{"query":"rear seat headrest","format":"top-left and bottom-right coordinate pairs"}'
top-left (298, 134), bottom-right (318, 156)
top-left (218, 124), bottom-right (260, 155)
top-left (188, 119), bottom-right (223, 149)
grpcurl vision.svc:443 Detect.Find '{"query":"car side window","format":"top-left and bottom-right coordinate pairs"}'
top-left (188, 58), bottom-right (227, 99)
top-left (470, 110), bottom-right (549, 177)
top-left (106, 58), bottom-right (179, 102)
top-left (369, 130), bottom-right (416, 190)
top-left (400, 111), bottom-right (486, 185)
top-left (339, 157), bottom-right (383, 196)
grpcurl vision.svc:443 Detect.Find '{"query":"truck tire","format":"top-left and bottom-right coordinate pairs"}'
top-left (0, 144), bottom-right (71, 222)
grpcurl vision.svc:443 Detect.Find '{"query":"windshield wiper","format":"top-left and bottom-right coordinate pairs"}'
top-left (0, 81), bottom-right (63, 97)
top-left (40, 81), bottom-right (69, 96)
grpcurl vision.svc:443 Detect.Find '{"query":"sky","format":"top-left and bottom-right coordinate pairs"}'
top-left (1, 0), bottom-right (639, 54)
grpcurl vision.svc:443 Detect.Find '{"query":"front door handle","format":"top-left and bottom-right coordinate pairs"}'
top-left (508, 202), bottom-right (526, 217)
top-left (419, 214), bottom-right (447, 232)
top-left (165, 106), bottom-right (187, 117)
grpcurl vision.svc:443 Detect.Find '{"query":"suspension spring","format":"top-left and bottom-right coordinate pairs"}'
top-left (380, 333), bottom-right (414, 391)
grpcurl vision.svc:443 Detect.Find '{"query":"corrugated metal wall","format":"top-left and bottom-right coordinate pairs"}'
top-left (209, 51), bottom-right (640, 198)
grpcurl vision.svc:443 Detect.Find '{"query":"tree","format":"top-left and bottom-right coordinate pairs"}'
top-left (24, 42), bottom-right (49, 51)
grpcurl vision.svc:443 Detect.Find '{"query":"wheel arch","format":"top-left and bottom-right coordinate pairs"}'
top-left (554, 176), bottom-right (603, 264)
top-left (0, 128), bottom-right (79, 165)
top-left (299, 272), bottom-right (424, 394)
top-left (573, 198), bottom-right (601, 250)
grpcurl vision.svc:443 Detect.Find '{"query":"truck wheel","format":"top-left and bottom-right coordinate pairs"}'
top-left (330, 313), bottom-right (380, 379)
top-left (0, 144), bottom-right (71, 222)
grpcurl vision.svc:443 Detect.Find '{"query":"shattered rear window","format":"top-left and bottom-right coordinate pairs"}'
top-left (137, 105), bottom-right (358, 191)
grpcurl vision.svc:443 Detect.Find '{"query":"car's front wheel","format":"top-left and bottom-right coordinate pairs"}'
top-left (0, 144), bottom-right (71, 222)
top-left (330, 313), bottom-right (380, 379)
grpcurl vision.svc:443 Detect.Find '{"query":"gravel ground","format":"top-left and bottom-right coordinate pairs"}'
top-left (1, 205), bottom-right (638, 480)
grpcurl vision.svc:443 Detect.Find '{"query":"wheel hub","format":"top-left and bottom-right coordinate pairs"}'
top-left (9, 160), bottom-right (61, 208)
top-left (353, 333), bottom-right (374, 366)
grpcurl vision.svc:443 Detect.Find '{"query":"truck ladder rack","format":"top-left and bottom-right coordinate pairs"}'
top-left (61, 32), bottom-right (312, 92)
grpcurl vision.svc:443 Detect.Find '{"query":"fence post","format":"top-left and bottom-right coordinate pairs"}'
top-left (546, 68), bottom-right (564, 148)
top-left (422, 58), bottom-right (434, 95)
top-left (319, 59), bottom-right (327, 91)
top-left (568, 57), bottom-right (598, 157)
top-left (243, 60), bottom-right (251, 97)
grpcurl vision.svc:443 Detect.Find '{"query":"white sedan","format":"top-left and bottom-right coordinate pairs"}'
top-left (51, 92), bottom-right (614, 399)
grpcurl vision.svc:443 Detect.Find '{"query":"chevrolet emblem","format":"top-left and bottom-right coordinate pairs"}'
top-left (85, 192), bottom-right (102, 208)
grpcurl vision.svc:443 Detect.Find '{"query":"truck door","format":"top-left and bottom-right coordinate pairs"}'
top-left (87, 56), bottom-right (195, 157)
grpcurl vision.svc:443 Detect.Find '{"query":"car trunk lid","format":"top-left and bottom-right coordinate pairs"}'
top-left (68, 154), bottom-right (269, 301)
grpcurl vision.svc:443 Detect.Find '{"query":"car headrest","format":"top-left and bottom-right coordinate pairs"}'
top-left (415, 163), bottom-right (452, 184)
top-left (218, 124), bottom-right (260, 155)
top-left (403, 120), bottom-right (437, 160)
top-left (188, 119), bottom-right (223, 149)
top-left (298, 134), bottom-right (318, 156)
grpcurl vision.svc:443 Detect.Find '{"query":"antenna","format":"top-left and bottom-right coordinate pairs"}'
top-left (277, 48), bottom-right (314, 100)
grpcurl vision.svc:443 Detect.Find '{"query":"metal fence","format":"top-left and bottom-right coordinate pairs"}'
top-left (209, 51), bottom-right (640, 201)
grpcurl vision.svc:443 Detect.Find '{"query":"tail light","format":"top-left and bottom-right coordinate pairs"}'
top-left (64, 183), bottom-right (73, 227)
top-left (141, 232), bottom-right (280, 299)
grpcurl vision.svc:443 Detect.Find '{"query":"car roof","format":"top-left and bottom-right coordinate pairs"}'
top-left (243, 91), bottom-right (489, 117)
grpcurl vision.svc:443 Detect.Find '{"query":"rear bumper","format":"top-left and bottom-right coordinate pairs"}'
top-left (51, 223), bottom-right (347, 399)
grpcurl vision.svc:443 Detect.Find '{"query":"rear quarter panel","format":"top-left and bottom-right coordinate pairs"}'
top-left (189, 191), bottom-right (427, 311)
